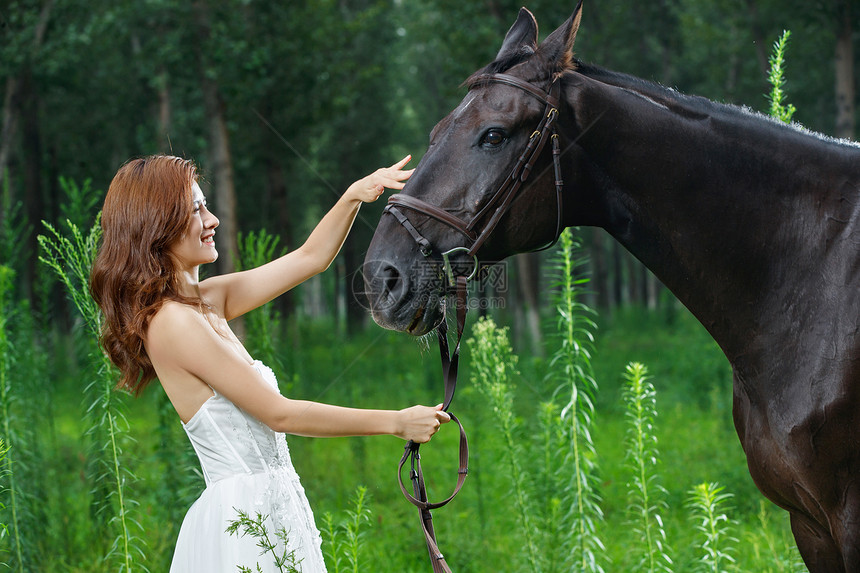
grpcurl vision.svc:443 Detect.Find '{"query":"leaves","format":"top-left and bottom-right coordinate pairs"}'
top-left (320, 486), bottom-right (373, 573)
top-left (687, 482), bottom-right (738, 573)
top-left (622, 362), bottom-right (673, 573)
top-left (767, 30), bottom-right (797, 124)
top-left (550, 228), bottom-right (605, 573)
top-left (227, 508), bottom-right (302, 573)
top-left (38, 214), bottom-right (146, 572)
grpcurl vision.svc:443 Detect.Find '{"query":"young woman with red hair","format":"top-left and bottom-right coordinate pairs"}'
top-left (90, 154), bottom-right (448, 572)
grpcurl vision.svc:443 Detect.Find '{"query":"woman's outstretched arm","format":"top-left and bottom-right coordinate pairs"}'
top-left (203, 156), bottom-right (413, 321)
top-left (146, 301), bottom-right (448, 442)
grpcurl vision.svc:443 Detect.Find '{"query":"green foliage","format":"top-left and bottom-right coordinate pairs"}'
top-left (38, 216), bottom-right (145, 572)
top-left (0, 265), bottom-right (25, 572)
top-left (58, 176), bottom-right (101, 230)
top-left (687, 482), bottom-right (737, 573)
top-left (236, 229), bottom-right (286, 375)
top-left (0, 174), bottom-right (32, 288)
top-left (0, 438), bottom-right (7, 559)
top-left (320, 486), bottom-right (373, 573)
top-left (226, 508), bottom-right (302, 573)
top-left (549, 228), bottom-right (605, 573)
top-left (767, 30), bottom-right (797, 124)
top-left (467, 317), bottom-right (541, 571)
top-left (748, 501), bottom-right (806, 572)
top-left (37, 218), bottom-right (104, 338)
top-left (622, 362), bottom-right (673, 572)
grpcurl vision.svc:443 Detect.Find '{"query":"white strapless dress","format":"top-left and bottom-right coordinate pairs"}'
top-left (170, 361), bottom-right (326, 572)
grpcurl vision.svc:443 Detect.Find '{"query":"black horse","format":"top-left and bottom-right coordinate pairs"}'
top-left (363, 3), bottom-right (860, 571)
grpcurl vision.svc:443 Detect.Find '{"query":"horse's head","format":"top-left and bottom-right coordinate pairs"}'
top-left (363, 4), bottom-right (584, 334)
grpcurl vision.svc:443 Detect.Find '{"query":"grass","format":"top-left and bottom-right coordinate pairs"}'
top-left (1, 218), bottom-right (804, 571)
top-left (0, 301), bottom-right (806, 571)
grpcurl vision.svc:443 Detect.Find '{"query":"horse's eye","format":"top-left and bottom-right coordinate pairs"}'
top-left (481, 129), bottom-right (506, 147)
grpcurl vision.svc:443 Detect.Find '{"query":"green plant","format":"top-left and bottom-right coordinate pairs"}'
top-left (549, 228), bottom-right (604, 573)
top-left (0, 437), bottom-right (7, 542)
top-left (767, 30), bottom-right (796, 124)
top-left (0, 173), bottom-right (32, 287)
top-left (748, 501), bottom-right (805, 572)
top-left (622, 362), bottom-right (672, 572)
top-left (227, 508), bottom-right (302, 573)
top-left (0, 265), bottom-right (26, 572)
top-left (39, 216), bottom-right (144, 571)
top-left (536, 399), bottom-right (564, 573)
top-left (687, 482), bottom-right (737, 573)
top-left (58, 176), bottom-right (101, 231)
top-left (468, 316), bottom-right (541, 571)
top-left (321, 485), bottom-right (373, 573)
top-left (236, 229), bottom-right (286, 376)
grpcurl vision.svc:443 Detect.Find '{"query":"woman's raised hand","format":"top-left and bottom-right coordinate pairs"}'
top-left (396, 404), bottom-right (451, 443)
top-left (345, 155), bottom-right (414, 203)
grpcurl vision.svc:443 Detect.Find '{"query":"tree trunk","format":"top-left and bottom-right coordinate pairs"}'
top-left (590, 228), bottom-right (610, 311)
top-left (0, 0), bottom-right (54, 180)
top-left (0, 76), bottom-right (21, 180)
top-left (21, 70), bottom-right (42, 303)
top-left (193, 0), bottom-right (239, 277)
top-left (515, 252), bottom-right (543, 357)
top-left (744, 0), bottom-right (769, 77)
top-left (267, 156), bottom-right (295, 318)
top-left (156, 67), bottom-right (171, 152)
top-left (834, 0), bottom-right (855, 140)
top-left (612, 239), bottom-right (624, 308)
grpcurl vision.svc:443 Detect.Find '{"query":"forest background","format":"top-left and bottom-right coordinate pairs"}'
top-left (0, 0), bottom-right (858, 571)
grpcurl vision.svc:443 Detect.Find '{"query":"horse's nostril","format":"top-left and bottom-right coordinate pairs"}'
top-left (382, 264), bottom-right (403, 298)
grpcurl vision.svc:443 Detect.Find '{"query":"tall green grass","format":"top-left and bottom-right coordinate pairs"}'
top-left (0, 436), bottom-right (8, 550)
top-left (321, 485), bottom-right (373, 573)
top-left (767, 30), bottom-right (796, 124)
top-left (0, 265), bottom-right (25, 572)
top-left (236, 229), bottom-right (287, 380)
top-left (227, 510), bottom-right (302, 573)
top-left (622, 362), bottom-right (672, 572)
top-left (39, 216), bottom-right (145, 572)
top-left (468, 317), bottom-right (541, 571)
top-left (687, 482), bottom-right (737, 572)
top-left (550, 228), bottom-right (605, 572)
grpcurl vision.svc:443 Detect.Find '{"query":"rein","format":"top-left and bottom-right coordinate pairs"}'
top-left (388, 72), bottom-right (565, 572)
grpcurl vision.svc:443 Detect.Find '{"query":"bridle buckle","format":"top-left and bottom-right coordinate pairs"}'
top-left (441, 247), bottom-right (479, 288)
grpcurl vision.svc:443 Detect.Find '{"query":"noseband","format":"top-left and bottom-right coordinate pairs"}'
top-left (384, 72), bottom-right (565, 284)
top-left (387, 74), bottom-right (565, 572)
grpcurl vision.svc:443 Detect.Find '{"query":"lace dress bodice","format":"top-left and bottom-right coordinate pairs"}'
top-left (170, 360), bottom-right (326, 572)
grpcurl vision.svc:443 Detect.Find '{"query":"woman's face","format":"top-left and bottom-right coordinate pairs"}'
top-left (168, 182), bottom-right (219, 269)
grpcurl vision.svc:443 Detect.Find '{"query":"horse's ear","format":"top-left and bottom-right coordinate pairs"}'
top-left (538, 1), bottom-right (583, 72)
top-left (495, 8), bottom-right (539, 62)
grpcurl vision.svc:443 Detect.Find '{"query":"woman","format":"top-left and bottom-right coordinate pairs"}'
top-left (90, 154), bottom-right (448, 572)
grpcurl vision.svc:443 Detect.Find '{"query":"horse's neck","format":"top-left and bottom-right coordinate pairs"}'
top-left (566, 70), bottom-right (860, 361)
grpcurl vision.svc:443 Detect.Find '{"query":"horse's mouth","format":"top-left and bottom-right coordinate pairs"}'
top-left (406, 302), bottom-right (426, 335)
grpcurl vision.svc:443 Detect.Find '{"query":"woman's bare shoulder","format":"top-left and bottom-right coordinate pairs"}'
top-left (148, 300), bottom-right (203, 329)
top-left (145, 302), bottom-right (210, 355)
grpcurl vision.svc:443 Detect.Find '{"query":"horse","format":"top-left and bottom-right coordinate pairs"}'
top-left (362, 3), bottom-right (860, 571)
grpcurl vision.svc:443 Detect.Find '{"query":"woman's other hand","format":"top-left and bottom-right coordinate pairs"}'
top-left (396, 403), bottom-right (451, 443)
top-left (345, 155), bottom-right (414, 203)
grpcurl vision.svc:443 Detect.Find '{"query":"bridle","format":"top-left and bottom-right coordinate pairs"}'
top-left (386, 72), bottom-right (565, 572)
top-left (385, 72), bottom-right (565, 285)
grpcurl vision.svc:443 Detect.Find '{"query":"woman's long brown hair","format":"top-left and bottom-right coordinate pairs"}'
top-left (90, 155), bottom-right (202, 395)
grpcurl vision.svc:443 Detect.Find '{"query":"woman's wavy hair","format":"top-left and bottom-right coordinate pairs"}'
top-left (90, 155), bottom-right (203, 395)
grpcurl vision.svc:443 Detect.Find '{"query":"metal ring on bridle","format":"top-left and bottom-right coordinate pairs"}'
top-left (441, 246), bottom-right (479, 287)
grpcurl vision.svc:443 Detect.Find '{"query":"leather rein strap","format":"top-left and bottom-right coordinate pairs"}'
top-left (389, 73), bottom-right (564, 572)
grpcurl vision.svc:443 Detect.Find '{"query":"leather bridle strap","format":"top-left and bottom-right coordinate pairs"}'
top-left (384, 73), bottom-right (563, 261)
top-left (397, 276), bottom-right (469, 573)
top-left (388, 73), bottom-right (564, 572)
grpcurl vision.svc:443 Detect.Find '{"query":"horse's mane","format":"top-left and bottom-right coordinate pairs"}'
top-left (573, 60), bottom-right (860, 151)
